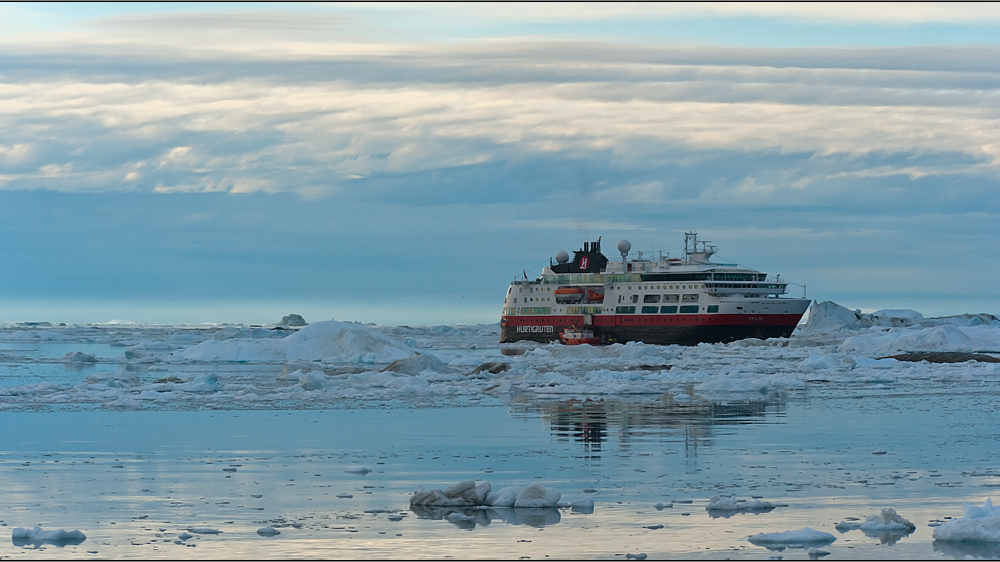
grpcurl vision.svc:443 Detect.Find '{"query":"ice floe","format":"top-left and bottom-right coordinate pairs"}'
top-left (410, 480), bottom-right (563, 509)
top-left (183, 320), bottom-right (413, 364)
top-left (11, 525), bottom-right (86, 546)
top-left (748, 527), bottom-right (836, 547)
top-left (706, 495), bottom-right (775, 511)
top-left (836, 508), bottom-right (915, 544)
top-left (932, 498), bottom-right (1000, 542)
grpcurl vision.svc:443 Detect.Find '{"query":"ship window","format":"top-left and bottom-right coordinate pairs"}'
top-left (513, 298), bottom-right (517, 303)
top-left (630, 294), bottom-right (639, 303)
top-left (680, 305), bottom-right (699, 314)
top-left (660, 306), bottom-right (677, 314)
top-left (641, 306), bottom-right (658, 314)
top-left (682, 294), bottom-right (699, 302)
top-left (615, 306), bottom-right (636, 314)
top-left (663, 294), bottom-right (679, 303)
top-left (643, 294), bottom-right (661, 303)
top-left (707, 305), bottom-right (719, 313)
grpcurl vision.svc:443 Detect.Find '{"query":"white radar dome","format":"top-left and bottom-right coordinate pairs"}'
top-left (555, 250), bottom-right (570, 264)
top-left (617, 239), bottom-right (632, 254)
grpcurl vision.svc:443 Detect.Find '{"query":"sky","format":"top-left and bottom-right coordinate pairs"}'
top-left (0, 2), bottom-right (998, 325)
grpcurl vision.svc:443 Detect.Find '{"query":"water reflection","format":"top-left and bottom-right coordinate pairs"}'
top-left (410, 506), bottom-right (562, 529)
top-left (861, 527), bottom-right (913, 546)
top-left (933, 539), bottom-right (1000, 560)
top-left (706, 507), bottom-right (775, 519)
top-left (510, 394), bottom-right (786, 457)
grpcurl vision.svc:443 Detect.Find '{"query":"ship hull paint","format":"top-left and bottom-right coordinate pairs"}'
top-left (500, 313), bottom-right (804, 345)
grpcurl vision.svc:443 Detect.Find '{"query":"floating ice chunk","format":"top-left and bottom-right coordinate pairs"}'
top-left (298, 370), bottom-right (330, 391)
top-left (673, 393), bottom-right (691, 402)
top-left (282, 320), bottom-right (412, 363)
top-left (381, 354), bottom-right (453, 375)
top-left (625, 554), bottom-right (647, 560)
top-left (256, 526), bottom-right (280, 536)
top-left (336, 493), bottom-right (353, 498)
top-left (964, 497), bottom-right (997, 519)
top-left (835, 520), bottom-right (862, 531)
top-left (345, 466), bottom-right (372, 475)
top-left (654, 502), bottom-right (672, 510)
top-left (748, 527), bottom-right (836, 546)
top-left (859, 508), bottom-right (915, 532)
top-left (188, 528), bottom-right (221, 534)
top-left (11, 525), bottom-right (86, 545)
top-left (807, 548), bottom-right (830, 557)
top-left (177, 532), bottom-right (193, 540)
top-left (446, 512), bottom-right (476, 523)
top-left (62, 351), bottom-right (98, 363)
top-left (175, 373), bottom-right (220, 392)
top-left (800, 354), bottom-right (851, 370)
top-left (485, 486), bottom-right (523, 507)
top-left (707, 495), bottom-right (775, 511)
top-left (853, 357), bottom-right (898, 369)
top-left (514, 483), bottom-right (561, 508)
top-left (410, 480), bottom-right (492, 507)
top-left (278, 314), bottom-right (307, 327)
top-left (872, 449), bottom-right (887, 455)
top-left (800, 301), bottom-right (865, 331)
top-left (183, 320), bottom-right (412, 364)
top-left (933, 498), bottom-right (1000, 542)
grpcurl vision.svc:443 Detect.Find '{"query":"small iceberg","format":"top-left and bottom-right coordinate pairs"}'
top-left (11, 525), bottom-right (86, 546)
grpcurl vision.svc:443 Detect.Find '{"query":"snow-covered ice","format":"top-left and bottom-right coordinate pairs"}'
top-left (836, 508), bottom-right (914, 533)
top-left (409, 480), bottom-right (562, 509)
top-left (706, 495), bottom-right (775, 511)
top-left (933, 498), bottom-right (1000, 542)
top-left (747, 527), bottom-right (836, 546)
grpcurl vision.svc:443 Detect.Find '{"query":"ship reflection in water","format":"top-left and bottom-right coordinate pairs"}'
top-left (509, 392), bottom-right (786, 458)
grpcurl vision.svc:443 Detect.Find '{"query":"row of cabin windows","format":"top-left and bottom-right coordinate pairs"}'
top-left (614, 284), bottom-right (703, 291)
top-left (617, 305), bottom-right (719, 314)
top-left (511, 297), bottom-right (552, 303)
top-left (622, 293), bottom-right (698, 304)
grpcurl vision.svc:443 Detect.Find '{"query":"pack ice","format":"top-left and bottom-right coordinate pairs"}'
top-left (1, 300), bottom-right (999, 410)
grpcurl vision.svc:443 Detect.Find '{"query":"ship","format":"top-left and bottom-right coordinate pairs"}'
top-left (499, 232), bottom-right (810, 345)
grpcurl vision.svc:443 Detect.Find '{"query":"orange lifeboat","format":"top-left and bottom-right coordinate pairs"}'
top-left (554, 286), bottom-right (584, 303)
top-left (585, 290), bottom-right (604, 303)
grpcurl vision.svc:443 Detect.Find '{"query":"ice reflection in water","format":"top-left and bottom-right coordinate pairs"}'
top-left (410, 506), bottom-right (562, 529)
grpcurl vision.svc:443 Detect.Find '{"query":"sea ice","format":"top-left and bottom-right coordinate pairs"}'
top-left (11, 525), bottom-right (86, 545)
top-left (345, 465), bottom-right (372, 475)
top-left (183, 320), bottom-right (413, 364)
top-left (706, 495), bottom-right (775, 511)
top-left (837, 508), bottom-right (914, 533)
top-left (411, 479), bottom-right (493, 507)
top-left (62, 351), bottom-right (98, 362)
top-left (513, 483), bottom-right (561, 508)
top-left (748, 527), bottom-right (836, 546)
top-left (256, 526), bottom-right (281, 536)
top-left (381, 354), bottom-right (454, 375)
top-left (933, 498), bottom-right (1000, 542)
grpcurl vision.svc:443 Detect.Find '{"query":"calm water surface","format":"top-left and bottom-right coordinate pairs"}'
top-left (2, 375), bottom-right (1000, 559)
